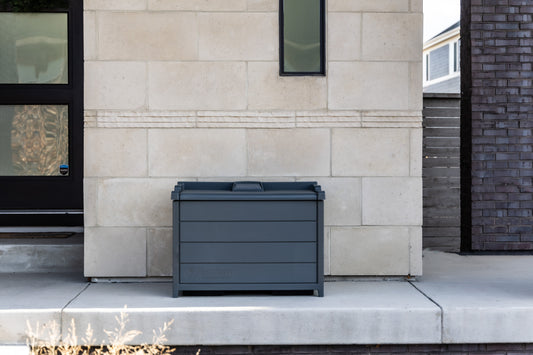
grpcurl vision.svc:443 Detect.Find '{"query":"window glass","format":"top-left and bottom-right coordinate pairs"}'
top-left (425, 54), bottom-right (429, 81)
top-left (0, 105), bottom-right (69, 176)
top-left (281, 0), bottom-right (323, 74)
top-left (429, 44), bottom-right (449, 81)
top-left (454, 40), bottom-right (460, 72)
top-left (0, 13), bottom-right (68, 83)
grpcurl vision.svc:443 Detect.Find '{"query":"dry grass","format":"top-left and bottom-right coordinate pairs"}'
top-left (26, 306), bottom-right (200, 355)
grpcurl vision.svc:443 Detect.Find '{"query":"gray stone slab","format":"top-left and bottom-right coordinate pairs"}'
top-left (0, 238), bottom-right (83, 273)
top-left (63, 281), bottom-right (441, 345)
top-left (0, 345), bottom-right (29, 354)
top-left (0, 273), bottom-right (88, 345)
top-left (417, 250), bottom-right (533, 343)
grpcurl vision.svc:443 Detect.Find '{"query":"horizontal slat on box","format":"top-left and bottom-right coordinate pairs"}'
top-left (180, 263), bottom-right (317, 284)
top-left (180, 221), bottom-right (316, 242)
top-left (179, 201), bottom-right (316, 221)
top-left (181, 242), bottom-right (316, 263)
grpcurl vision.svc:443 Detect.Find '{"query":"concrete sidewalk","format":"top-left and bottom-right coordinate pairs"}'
top-left (1, 250), bottom-right (533, 346)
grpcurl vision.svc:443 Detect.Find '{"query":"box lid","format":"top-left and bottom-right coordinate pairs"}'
top-left (171, 181), bottom-right (325, 201)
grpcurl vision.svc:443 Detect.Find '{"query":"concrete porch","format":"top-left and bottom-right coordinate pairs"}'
top-left (1, 250), bottom-right (533, 347)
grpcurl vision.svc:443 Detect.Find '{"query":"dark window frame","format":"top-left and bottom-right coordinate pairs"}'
top-left (279, 0), bottom-right (325, 76)
top-left (0, 0), bottom-right (83, 226)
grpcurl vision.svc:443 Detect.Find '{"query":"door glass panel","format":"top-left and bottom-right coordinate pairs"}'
top-left (0, 105), bottom-right (69, 176)
top-left (282, 0), bottom-right (322, 73)
top-left (0, 13), bottom-right (68, 84)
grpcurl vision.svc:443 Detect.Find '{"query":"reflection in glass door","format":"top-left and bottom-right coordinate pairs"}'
top-left (0, 105), bottom-right (68, 176)
top-left (0, 12), bottom-right (68, 84)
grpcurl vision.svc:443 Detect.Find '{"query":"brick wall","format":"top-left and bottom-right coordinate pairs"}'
top-left (468, 0), bottom-right (533, 251)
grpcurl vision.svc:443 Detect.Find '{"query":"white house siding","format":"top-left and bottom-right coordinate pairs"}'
top-left (83, 0), bottom-right (424, 278)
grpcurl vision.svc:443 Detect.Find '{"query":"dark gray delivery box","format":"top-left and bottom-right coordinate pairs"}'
top-left (171, 181), bottom-right (325, 297)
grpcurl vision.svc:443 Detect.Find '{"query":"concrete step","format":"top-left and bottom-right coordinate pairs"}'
top-left (0, 234), bottom-right (83, 273)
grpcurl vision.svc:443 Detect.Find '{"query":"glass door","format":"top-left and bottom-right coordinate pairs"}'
top-left (0, 0), bottom-right (83, 227)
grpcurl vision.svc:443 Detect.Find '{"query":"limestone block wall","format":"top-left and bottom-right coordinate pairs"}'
top-left (83, 0), bottom-right (424, 278)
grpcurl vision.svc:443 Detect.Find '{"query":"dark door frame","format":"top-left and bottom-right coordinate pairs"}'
top-left (0, 0), bottom-right (83, 227)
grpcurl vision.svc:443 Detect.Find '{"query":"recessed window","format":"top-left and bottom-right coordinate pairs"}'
top-left (279, 0), bottom-right (325, 75)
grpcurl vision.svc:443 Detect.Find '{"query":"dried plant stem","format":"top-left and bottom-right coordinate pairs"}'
top-left (26, 306), bottom-right (180, 355)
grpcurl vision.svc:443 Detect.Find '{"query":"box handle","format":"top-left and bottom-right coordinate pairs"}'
top-left (232, 181), bottom-right (264, 192)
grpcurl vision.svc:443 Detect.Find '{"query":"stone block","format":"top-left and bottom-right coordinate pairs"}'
top-left (411, 0), bottom-right (423, 12)
top-left (296, 111), bottom-right (361, 128)
top-left (247, 129), bottom-right (330, 176)
top-left (410, 128), bottom-right (422, 177)
top-left (328, 13), bottom-right (361, 61)
top-left (94, 111), bottom-right (196, 128)
top-left (247, 0), bottom-right (277, 11)
top-left (149, 62), bottom-right (247, 110)
top-left (298, 177), bottom-right (361, 226)
top-left (84, 227), bottom-right (147, 277)
top-left (85, 128), bottom-right (147, 177)
top-left (85, 62), bottom-right (146, 110)
top-left (84, 0), bottom-right (146, 10)
top-left (98, 12), bottom-right (197, 61)
top-left (96, 178), bottom-right (176, 227)
top-left (362, 13), bottom-right (422, 61)
top-left (148, 0), bottom-right (246, 11)
top-left (83, 11), bottom-right (96, 60)
top-left (199, 13), bottom-right (276, 60)
top-left (332, 128), bottom-right (410, 176)
top-left (362, 177), bottom-right (422, 226)
top-left (197, 111), bottom-right (295, 128)
top-left (148, 129), bottom-right (247, 177)
top-left (409, 226), bottom-right (422, 275)
top-left (362, 111), bottom-right (421, 128)
top-left (248, 62), bottom-right (327, 110)
top-left (409, 62), bottom-right (423, 110)
top-left (328, 0), bottom-right (409, 12)
top-left (330, 227), bottom-right (410, 275)
top-left (147, 228), bottom-right (172, 277)
top-left (328, 62), bottom-right (409, 110)
top-left (84, 178), bottom-right (98, 227)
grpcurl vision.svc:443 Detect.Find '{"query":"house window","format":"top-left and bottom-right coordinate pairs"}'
top-left (279, 0), bottom-right (325, 75)
top-left (454, 40), bottom-right (460, 73)
top-left (425, 54), bottom-right (430, 81)
top-left (428, 44), bottom-right (449, 81)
